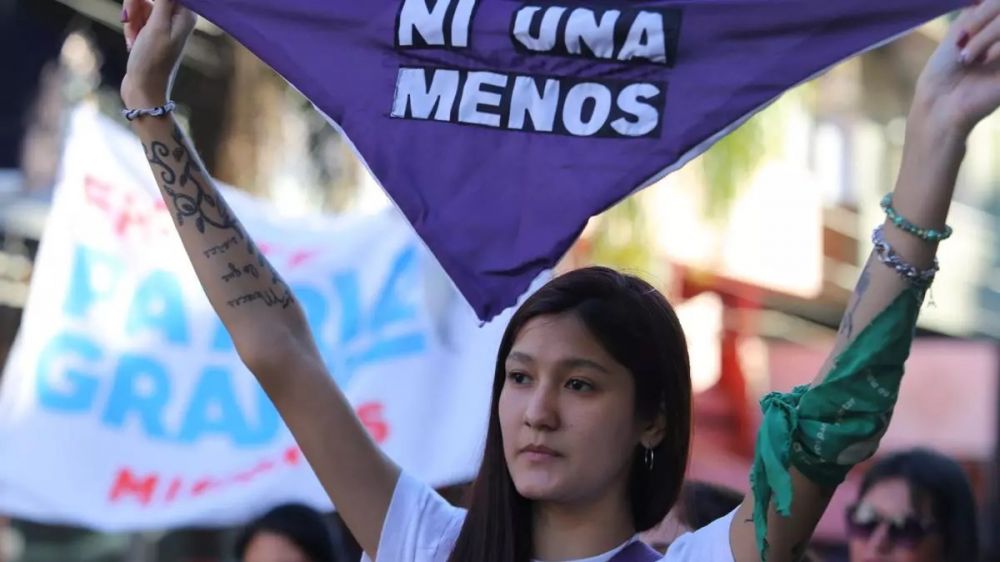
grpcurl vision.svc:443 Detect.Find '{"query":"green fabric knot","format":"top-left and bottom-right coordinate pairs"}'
top-left (750, 288), bottom-right (923, 561)
top-left (750, 385), bottom-right (808, 557)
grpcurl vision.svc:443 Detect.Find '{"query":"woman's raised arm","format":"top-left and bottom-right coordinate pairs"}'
top-left (120, 0), bottom-right (399, 556)
top-left (730, 3), bottom-right (1000, 560)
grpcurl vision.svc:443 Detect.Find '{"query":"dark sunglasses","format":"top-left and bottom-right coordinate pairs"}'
top-left (846, 503), bottom-right (938, 548)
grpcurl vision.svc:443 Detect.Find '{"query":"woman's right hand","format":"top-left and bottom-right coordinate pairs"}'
top-left (120, 0), bottom-right (197, 109)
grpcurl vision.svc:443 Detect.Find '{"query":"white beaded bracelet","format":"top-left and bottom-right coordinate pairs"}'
top-left (121, 100), bottom-right (176, 121)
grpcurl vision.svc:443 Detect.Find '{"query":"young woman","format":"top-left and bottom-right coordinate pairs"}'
top-left (118, 1), bottom-right (1000, 560)
top-left (847, 449), bottom-right (979, 562)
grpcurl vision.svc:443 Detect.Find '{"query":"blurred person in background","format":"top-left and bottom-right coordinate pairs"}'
top-left (641, 482), bottom-right (819, 561)
top-left (640, 481), bottom-right (744, 553)
top-left (847, 448), bottom-right (979, 562)
top-left (677, 482), bottom-right (746, 533)
top-left (235, 503), bottom-right (348, 562)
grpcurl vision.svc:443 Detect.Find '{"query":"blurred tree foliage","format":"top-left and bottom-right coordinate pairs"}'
top-left (586, 87), bottom-right (805, 274)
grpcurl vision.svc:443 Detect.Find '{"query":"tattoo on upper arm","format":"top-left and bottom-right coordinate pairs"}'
top-left (144, 125), bottom-right (296, 310)
top-left (838, 260), bottom-right (872, 339)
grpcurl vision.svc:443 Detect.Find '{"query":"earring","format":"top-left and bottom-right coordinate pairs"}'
top-left (644, 446), bottom-right (655, 471)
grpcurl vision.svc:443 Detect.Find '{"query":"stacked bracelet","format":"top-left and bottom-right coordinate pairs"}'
top-left (880, 193), bottom-right (952, 242)
top-left (871, 226), bottom-right (938, 289)
top-left (122, 100), bottom-right (176, 122)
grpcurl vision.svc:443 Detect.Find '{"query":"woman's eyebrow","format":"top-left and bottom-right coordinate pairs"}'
top-left (506, 351), bottom-right (610, 375)
top-left (506, 351), bottom-right (534, 365)
top-left (559, 357), bottom-right (610, 374)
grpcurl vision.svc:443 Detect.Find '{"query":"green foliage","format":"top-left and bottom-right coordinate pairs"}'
top-left (701, 114), bottom-right (766, 221)
top-left (587, 195), bottom-right (656, 274)
top-left (586, 88), bottom-right (802, 272)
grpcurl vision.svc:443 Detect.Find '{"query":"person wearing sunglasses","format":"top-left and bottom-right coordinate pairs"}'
top-left (847, 449), bottom-right (979, 562)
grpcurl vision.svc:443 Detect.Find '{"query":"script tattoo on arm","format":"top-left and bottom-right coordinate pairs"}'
top-left (838, 260), bottom-right (872, 340)
top-left (203, 235), bottom-right (239, 258)
top-left (144, 124), bottom-right (295, 310)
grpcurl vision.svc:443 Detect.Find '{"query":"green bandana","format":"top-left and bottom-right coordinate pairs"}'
top-left (750, 287), bottom-right (924, 560)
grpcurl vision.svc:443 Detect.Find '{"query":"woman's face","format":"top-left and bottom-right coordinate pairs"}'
top-left (498, 312), bottom-right (660, 507)
top-left (847, 478), bottom-right (944, 562)
top-left (242, 530), bottom-right (311, 562)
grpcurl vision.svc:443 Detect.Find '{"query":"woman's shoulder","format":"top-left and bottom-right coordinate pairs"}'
top-left (661, 509), bottom-right (737, 562)
top-left (363, 471), bottom-right (467, 562)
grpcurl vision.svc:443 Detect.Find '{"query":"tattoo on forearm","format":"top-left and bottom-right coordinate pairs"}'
top-left (203, 236), bottom-right (240, 258)
top-left (838, 260), bottom-right (871, 339)
top-left (222, 262), bottom-right (241, 282)
top-left (144, 125), bottom-right (295, 310)
top-left (227, 288), bottom-right (294, 308)
top-left (221, 262), bottom-right (261, 283)
top-left (147, 126), bottom-right (237, 234)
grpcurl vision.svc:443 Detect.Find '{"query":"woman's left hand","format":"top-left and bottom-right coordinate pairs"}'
top-left (913, 0), bottom-right (1000, 138)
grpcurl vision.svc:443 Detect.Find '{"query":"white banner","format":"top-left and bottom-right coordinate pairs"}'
top-left (0, 106), bottom-right (514, 531)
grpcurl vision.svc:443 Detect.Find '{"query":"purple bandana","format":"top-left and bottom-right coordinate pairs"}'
top-left (178, 0), bottom-right (963, 320)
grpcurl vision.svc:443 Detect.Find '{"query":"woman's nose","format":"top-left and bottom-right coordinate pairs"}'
top-left (524, 382), bottom-right (559, 430)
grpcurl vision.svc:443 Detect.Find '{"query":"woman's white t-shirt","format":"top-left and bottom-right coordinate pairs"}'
top-left (362, 472), bottom-right (736, 562)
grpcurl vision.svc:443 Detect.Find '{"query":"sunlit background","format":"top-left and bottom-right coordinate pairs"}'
top-left (0, 2), bottom-right (997, 561)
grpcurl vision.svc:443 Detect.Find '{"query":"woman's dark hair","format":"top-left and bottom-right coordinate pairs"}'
top-left (234, 503), bottom-right (342, 562)
top-left (858, 448), bottom-right (979, 561)
top-left (448, 266), bottom-right (693, 562)
top-left (678, 481), bottom-right (744, 530)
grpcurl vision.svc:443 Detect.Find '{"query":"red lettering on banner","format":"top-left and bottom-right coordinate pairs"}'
top-left (84, 175), bottom-right (170, 241)
top-left (287, 250), bottom-right (319, 268)
top-left (83, 175), bottom-right (325, 268)
top-left (164, 477), bottom-right (183, 503)
top-left (83, 175), bottom-right (115, 213)
top-left (105, 408), bottom-right (390, 507)
top-left (108, 468), bottom-right (159, 505)
top-left (283, 446), bottom-right (302, 466)
top-left (191, 477), bottom-right (222, 497)
top-left (358, 402), bottom-right (389, 443)
top-left (256, 244), bottom-right (320, 271)
top-left (233, 459), bottom-right (276, 483)
top-left (107, 447), bottom-right (305, 507)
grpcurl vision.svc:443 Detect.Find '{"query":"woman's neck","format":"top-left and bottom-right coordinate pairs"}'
top-left (531, 490), bottom-right (636, 561)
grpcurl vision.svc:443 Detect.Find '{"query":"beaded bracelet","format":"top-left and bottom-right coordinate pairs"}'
top-left (871, 226), bottom-right (939, 289)
top-left (121, 100), bottom-right (176, 122)
top-left (880, 193), bottom-right (952, 242)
